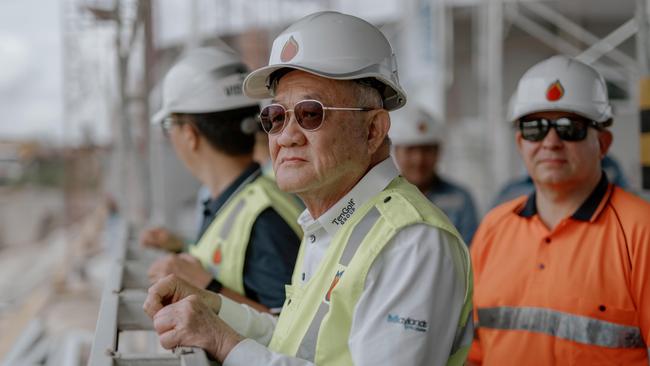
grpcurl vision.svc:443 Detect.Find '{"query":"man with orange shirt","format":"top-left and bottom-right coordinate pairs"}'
top-left (469, 55), bottom-right (650, 365)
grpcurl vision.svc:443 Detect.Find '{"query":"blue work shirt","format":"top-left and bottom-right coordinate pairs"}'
top-left (198, 163), bottom-right (300, 309)
top-left (424, 175), bottom-right (479, 245)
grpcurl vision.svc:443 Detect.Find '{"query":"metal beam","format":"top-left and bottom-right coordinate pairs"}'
top-left (637, 0), bottom-right (650, 74)
top-left (505, 4), bottom-right (581, 56)
top-left (577, 19), bottom-right (638, 66)
top-left (505, 4), bottom-right (629, 91)
top-left (523, 2), bottom-right (638, 73)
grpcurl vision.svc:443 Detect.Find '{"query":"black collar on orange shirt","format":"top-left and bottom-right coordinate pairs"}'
top-left (518, 173), bottom-right (609, 221)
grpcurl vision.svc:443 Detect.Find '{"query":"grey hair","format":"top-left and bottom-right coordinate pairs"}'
top-left (351, 80), bottom-right (383, 109)
top-left (267, 69), bottom-right (384, 110)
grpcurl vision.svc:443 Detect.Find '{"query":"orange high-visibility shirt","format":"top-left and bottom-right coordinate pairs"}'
top-left (470, 175), bottom-right (650, 365)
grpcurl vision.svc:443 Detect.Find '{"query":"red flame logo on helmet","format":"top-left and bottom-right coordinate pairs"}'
top-left (546, 80), bottom-right (565, 102)
top-left (280, 36), bottom-right (299, 62)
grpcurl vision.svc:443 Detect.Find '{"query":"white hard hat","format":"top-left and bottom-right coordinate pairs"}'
top-left (151, 46), bottom-right (259, 124)
top-left (242, 11), bottom-right (407, 111)
top-left (389, 105), bottom-right (444, 146)
top-left (508, 55), bottom-right (612, 124)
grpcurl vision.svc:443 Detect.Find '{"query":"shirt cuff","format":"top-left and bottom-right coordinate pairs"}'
top-left (222, 339), bottom-right (270, 366)
top-left (218, 296), bottom-right (277, 345)
top-left (219, 296), bottom-right (246, 318)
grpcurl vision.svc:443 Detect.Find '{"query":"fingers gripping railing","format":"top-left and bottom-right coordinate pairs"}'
top-left (88, 221), bottom-right (214, 365)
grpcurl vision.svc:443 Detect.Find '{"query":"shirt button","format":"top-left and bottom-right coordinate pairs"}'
top-left (538, 263), bottom-right (545, 270)
top-left (544, 237), bottom-right (551, 244)
top-left (309, 234), bottom-right (316, 243)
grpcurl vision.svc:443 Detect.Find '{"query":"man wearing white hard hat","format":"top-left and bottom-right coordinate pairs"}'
top-left (142, 46), bottom-right (302, 313)
top-left (469, 55), bottom-right (650, 365)
top-left (390, 105), bottom-right (478, 243)
top-left (143, 11), bottom-right (472, 366)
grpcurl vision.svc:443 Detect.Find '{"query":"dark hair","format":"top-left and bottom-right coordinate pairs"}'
top-left (178, 105), bottom-right (260, 156)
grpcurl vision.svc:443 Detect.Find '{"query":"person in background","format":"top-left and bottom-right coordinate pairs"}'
top-left (469, 55), bottom-right (650, 365)
top-left (141, 46), bottom-right (302, 313)
top-left (389, 104), bottom-right (479, 243)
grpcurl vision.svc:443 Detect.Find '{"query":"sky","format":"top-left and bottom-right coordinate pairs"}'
top-left (0, 0), bottom-right (63, 143)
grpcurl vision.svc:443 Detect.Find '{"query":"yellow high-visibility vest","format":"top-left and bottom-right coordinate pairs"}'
top-left (268, 177), bottom-right (473, 365)
top-left (189, 175), bottom-right (302, 294)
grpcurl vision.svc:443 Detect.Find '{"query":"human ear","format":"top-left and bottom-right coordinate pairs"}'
top-left (597, 130), bottom-right (613, 158)
top-left (366, 110), bottom-right (390, 155)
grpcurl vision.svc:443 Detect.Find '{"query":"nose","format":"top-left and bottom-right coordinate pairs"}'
top-left (276, 112), bottom-right (306, 147)
top-left (541, 127), bottom-right (563, 149)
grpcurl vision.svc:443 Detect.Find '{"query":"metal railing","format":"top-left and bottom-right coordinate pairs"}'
top-left (89, 220), bottom-right (214, 365)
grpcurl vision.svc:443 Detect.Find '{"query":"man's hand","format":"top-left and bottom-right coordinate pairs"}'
top-left (140, 227), bottom-right (185, 252)
top-left (144, 276), bottom-right (241, 361)
top-left (143, 274), bottom-right (221, 319)
top-left (147, 254), bottom-right (213, 289)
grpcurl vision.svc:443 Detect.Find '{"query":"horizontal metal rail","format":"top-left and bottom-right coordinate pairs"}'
top-left (89, 220), bottom-right (216, 365)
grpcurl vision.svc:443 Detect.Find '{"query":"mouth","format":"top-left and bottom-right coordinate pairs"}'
top-left (538, 158), bottom-right (567, 165)
top-left (279, 156), bottom-right (307, 165)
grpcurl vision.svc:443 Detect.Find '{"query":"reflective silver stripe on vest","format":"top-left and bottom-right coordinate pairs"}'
top-left (450, 311), bottom-right (474, 354)
top-left (295, 207), bottom-right (382, 362)
top-left (478, 306), bottom-right (646, 348)
top-left (219, 200), bottom-right (246, 238)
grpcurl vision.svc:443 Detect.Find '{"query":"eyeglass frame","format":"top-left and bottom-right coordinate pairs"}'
top-left (258, 99), bottom-right (377, 135)
top-left (517, 116), bottom-right (603, 142)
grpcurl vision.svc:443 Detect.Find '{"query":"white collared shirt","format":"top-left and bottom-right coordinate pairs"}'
top-left (219, 158), bottom-right (467, 366)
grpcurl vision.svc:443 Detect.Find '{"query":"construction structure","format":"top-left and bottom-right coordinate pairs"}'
top-left (87, 219), bottom-right (213, 365)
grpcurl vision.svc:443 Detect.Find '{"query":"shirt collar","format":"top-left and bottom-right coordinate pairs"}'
top-left (203, 162), bottom-right (262, 216)
top-left (518, 173), bottom-right (610, 222)
top-left (297, 158), bottom-right (399, 236)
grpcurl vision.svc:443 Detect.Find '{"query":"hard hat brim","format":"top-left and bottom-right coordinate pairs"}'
top-left (151, 108), bottom-right (169, 125)
top-left (510, 102), bottom-right (613, 124)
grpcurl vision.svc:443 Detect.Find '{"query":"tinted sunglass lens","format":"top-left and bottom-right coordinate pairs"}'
top-left (555, 118), bottom-right (587, 141)
top-left (295, 101), bottom-right (324, 130)
top-left (260, 105), bottom-right (286, 134)
top-left (520, 120), bottom-right (547, 142)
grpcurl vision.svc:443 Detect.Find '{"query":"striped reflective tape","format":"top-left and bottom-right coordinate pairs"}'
top-left (295, 207), bottom-right (381, 362)
top-left (478, 306), bottom-right (645, 348)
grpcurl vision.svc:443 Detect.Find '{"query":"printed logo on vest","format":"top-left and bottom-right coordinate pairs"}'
top-left (331, 198), bottom-right (355, 226)
top-left (387, 314), bottom-right (428, 333)
top-left (324, 270), bottom-right (344, 304)
top-left (212, 248), bottom-right (222, 264)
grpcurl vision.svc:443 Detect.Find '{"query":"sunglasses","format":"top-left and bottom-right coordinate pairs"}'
top-left (160, 116), bottom-right (177, 137)
top-left (259, 99), bottom-right (375, 135)
top-left (519, 117), bottom-right (600, 142)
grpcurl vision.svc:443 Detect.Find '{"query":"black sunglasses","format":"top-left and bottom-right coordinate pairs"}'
top-left (519, 117), bottom-right (600, 142)
top-left (259, 99), bottom-right (375, 135)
